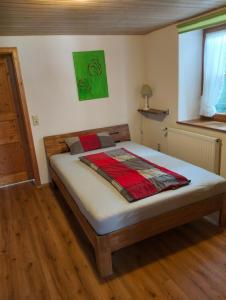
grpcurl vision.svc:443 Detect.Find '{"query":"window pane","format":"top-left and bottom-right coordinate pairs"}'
top-left (215, 75), bottom-right (226, 113)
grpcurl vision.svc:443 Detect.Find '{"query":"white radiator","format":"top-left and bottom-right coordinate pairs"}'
top-left (167, 128), bottom-right (221, 174)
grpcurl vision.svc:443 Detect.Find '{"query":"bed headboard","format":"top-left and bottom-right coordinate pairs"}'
top-left (44, 123), bottom-right (130, 159)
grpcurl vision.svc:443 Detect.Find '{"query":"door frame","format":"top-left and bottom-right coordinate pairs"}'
top-left (0, 47), bottom-right (41, 186)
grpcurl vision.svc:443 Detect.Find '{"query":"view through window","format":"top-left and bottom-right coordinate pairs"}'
top-left (215, 71), bottom-right (226, 113)
top-left (201, 29), bottom-right (226, 117)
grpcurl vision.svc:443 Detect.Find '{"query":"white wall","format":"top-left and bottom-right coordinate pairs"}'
top-left (1, 28), bottom-right (225, 184)
top-left (0, 35), bottom-right (145, 183)
top-left (178, 30), bottom-right (203, 121)
top-left (143, 25), bottom-right (226, 178)
top-left (142, 25), bottom-right (178, 153)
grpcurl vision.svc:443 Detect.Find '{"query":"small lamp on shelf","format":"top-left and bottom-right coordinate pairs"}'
top-left (141, 84), bottom-right (152, 111)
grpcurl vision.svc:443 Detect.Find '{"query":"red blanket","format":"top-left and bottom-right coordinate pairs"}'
top-left (79, 148), bottom-right (190, 202)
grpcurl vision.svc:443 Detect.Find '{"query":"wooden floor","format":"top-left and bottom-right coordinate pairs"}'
top-left (1, 184), bottom-right (226, 300)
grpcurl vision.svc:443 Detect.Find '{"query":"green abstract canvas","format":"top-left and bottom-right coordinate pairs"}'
top-left (73, 50), bottom-right (109, 101)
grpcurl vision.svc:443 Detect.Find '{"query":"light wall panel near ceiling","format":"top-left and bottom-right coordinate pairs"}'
top-left (0, 0), bottom-right (225, 35)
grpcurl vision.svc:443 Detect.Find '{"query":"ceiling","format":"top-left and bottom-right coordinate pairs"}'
top-left (0, 0), bottom-right (225, 36)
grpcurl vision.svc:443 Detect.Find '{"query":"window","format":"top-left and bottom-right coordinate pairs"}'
top-left (201, 26), bottom-right (226, 120)
top-left (178, 18), bottom-right (226, 131)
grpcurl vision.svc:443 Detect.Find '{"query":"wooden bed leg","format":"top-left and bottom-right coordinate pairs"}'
top-left (219, 196), bottom-right (226, 227)
top-left (95, 237), bottom-right (113, 277)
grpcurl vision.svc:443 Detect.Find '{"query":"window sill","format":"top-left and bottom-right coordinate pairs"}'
top-left (177, 119), bottom-right (226, 133)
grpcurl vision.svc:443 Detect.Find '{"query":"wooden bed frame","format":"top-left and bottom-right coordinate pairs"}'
top-left (44, 124), bottom-right (226, 277)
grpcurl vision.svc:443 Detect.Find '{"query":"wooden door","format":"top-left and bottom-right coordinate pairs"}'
top-left (0, 55), bottom-right (32, 186)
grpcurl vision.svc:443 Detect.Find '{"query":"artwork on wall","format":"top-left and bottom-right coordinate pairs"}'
top-left (73, 50), bottom-right (109, 101)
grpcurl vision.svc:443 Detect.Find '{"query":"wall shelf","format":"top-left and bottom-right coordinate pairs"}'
top-left (138, 108), bottom-right (169, 115)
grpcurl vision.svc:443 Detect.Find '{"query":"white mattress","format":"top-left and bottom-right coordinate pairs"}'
top-left (50, 142), bottom-right (226, 235)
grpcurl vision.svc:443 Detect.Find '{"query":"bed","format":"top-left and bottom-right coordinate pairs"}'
top-left (44, 124), bottom-right (226, 277)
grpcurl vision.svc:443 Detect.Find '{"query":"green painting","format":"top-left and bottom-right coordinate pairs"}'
top-left (73, 50), bottom-right (109, 101)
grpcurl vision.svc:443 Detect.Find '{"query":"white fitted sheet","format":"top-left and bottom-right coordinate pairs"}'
top-left (50, 142), bottom-right (226, 235)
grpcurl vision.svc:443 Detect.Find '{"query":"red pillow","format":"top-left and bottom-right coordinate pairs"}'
top-left (79, 133), bottom-right (101, 152)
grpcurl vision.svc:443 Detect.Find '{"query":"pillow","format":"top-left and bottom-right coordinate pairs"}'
top-left (65, 132), bottom-right (115, 155)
